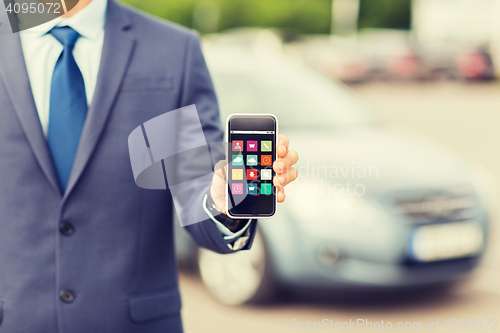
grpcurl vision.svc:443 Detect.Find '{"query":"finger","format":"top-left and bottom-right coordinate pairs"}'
top-left (273, 167), bottom-right (298, 188)
top-left (273, 160), bottom-right (285, 174)
top-left (214, 160), bottom-right (227, 181)
top-left (277, 134), bottom-right (290, 158)
top-left (278, 134), bottom-right (290, 149)
top-left (277, 187), bottom-right (285, 203)
top-left (273, 149), bottom-right (299, 173)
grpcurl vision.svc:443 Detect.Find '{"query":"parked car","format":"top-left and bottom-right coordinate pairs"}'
top-left (175, 44), bottom-right (492, 305)
top-left (455, 46), bottom-right (495, 80)
top-left (291, 30), bottom-right (431, 83)
top-left (357, 29), bottom-right (429, 81)
top-left (288, 35), bottom-right (371, 83)
top-left (420, 41), bottom-right (496, 81)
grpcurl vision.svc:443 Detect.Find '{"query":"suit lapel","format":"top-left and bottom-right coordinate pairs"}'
top-left (0, 19), bottom-right (61, 195)
top-left (63, 0), bottom-right (136, 200)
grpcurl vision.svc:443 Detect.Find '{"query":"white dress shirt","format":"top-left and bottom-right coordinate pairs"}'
top-left (18, 0), bottom-right (250, 243)
top-left (19, 0), bottom-right (107, 137)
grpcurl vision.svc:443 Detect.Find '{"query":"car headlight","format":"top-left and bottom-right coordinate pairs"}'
top-left (285, 178), bottom-right (382, 233)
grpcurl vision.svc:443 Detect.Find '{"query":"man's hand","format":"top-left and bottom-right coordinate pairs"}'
top-left (210, 134), bottom-right (299, 213)
top-left (210, 160), bottom-right (228, 213)
top-left (272, 134), bottom-right (299, 202)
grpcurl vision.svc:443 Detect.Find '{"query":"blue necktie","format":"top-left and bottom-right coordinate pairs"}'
top-left (47, 26), bottom-right (88, 192)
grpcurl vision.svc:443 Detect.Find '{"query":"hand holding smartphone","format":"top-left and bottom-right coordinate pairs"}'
top-left (226, 114), bottom-right (278, 219)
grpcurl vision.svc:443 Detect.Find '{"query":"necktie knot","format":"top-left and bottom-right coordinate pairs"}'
top-left (50, 26), bottom-right (80, 48)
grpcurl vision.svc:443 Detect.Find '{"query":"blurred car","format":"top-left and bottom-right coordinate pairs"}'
top-left (288, 35), bottom-right (371, 84)
top-left (412, 0), bottom-right (499, 81)
top-left (455, 46), bottom-right (495, 80)
top-left (175, 44), bottom-right (491, 305)
top-left (290, 30), bottom-right (431, 83)
top-left (420, 41), bottom-right (496, 81)
top-left (357, 29), bottom-right (429, 81)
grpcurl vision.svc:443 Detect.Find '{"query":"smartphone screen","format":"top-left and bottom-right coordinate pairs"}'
top-left (226, 115), bottom-right (277, 218)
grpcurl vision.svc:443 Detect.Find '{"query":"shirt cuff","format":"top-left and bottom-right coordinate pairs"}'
top-left (202, 193), bottom-right (253, 241)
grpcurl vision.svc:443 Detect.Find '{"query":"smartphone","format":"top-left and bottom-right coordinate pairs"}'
top-left (226, 114), bottom-right (278, 219)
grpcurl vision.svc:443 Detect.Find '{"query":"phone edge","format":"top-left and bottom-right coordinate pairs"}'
top-left (225, 113), bottom-right (278, 220)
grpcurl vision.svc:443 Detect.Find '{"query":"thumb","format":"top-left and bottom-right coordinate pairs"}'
top-left (210, 160), bottom-right (227, 213)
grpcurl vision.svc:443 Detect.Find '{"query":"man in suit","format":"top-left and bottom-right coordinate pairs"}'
top-left (0, 0), bottom-right (298, 332)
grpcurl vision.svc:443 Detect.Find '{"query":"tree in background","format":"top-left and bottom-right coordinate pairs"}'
top-left (120, 0), bottom-right (411, 34)
top-left (358, 0), bottom-right (411, 30)
top-left (120, 0), bottom-right (331, 34)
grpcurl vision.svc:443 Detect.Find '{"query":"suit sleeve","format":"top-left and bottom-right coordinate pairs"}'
top-left (177, 31), bottom-right (257, 254)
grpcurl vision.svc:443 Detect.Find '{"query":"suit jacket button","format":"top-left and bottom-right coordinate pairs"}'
top-left (59, 222), bottom-right (74, 236)
top-left (59, 289), bottom-right (75, 303)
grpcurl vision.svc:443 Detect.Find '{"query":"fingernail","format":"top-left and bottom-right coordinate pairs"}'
top-left (281, 145), bottom-right (287, 153)
top-left (276, 162), bottom-right (285, 171)
top-left (278, 176), bottom-right (285, 185)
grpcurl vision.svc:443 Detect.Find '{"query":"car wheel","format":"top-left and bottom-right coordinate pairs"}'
top-left (198, 229), bottom-right (274, 305)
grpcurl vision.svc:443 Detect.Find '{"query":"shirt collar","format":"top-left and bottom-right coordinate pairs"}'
top-left (21, 0), bottom-right (107, 40)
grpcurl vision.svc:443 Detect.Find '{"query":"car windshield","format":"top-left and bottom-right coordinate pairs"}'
top-left (210, 62), bottom-right (375, 129)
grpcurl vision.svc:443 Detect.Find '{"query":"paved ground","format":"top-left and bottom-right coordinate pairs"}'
top-left (179, 82), bottom-right (500, 333)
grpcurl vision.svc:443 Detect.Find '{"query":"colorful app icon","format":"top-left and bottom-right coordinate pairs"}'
top-left (232, 169), bottom-right (243, 180)
top-left (232, 154), bottom-right (243, 166)
top-left (247, 155), bottom-right (258, 166)
top-left (261, 155), bottom-right (272, 166)
top-left (261, 141), bottom-right (272, 152)
top-left (261, 169), bottom-right (272, 180)
top-left (232, 141), bottom-right (243, 152)
top-left (247, 183), bottom-right (258, 195)
top-left (232, 183), bottom-right (244, 195)
top-left (261, 183), bottom-right (272, 195)
top-left (247, 141), bottom-right (258, 152)
top-left (247, 169), bottom-right (258, 180)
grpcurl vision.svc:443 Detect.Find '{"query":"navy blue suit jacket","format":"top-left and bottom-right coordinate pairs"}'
top-left (0, 1), bottom-right (256, 332)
